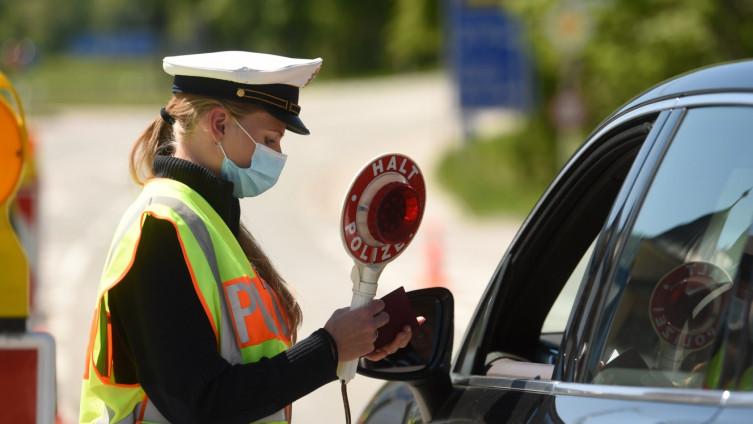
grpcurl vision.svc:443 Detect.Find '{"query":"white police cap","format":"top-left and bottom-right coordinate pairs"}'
top-left (163, 51), bottom-right (323, 135)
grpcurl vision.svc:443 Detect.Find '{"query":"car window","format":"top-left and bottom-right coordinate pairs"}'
top-left (486, 233), bottom-right (598, 381)
top-left (590, 107), bottom-right (753, 390)
top-left (473, 118), bottom-right (656, 380)
top-left (542, 238), bottom-right (597, 333)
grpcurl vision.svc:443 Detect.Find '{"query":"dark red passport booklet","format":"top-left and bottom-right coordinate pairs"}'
top-left (374, 286), bottom-right (420, 350)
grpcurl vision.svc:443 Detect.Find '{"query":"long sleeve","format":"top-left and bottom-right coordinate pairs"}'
top-left (109, 215), bottom-right (338, 423)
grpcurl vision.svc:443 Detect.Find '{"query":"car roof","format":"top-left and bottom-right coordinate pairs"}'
top-left (614, 59), bottom-right (753, 116)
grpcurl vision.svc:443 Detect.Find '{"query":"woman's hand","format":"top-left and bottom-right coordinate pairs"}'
top-left (324, 300), bottom-right (389, 362)
top-left (364, 316), bottom-right (426, 361)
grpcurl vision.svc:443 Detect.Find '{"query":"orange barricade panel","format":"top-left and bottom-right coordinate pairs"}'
top-left (0, 333), bottom-right (56, 424)
top-left (0, 349), bottom-right (37, 424)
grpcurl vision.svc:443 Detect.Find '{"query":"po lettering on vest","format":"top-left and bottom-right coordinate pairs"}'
top-left (371, 155), bottom-right (420, 181)
top-left (223, 276), bottom-right (289, 348)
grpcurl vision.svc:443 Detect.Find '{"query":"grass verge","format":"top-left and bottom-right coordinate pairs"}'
top-left (8, 56), bottom-right (172, 113)
top-left (436, 127), bottom-right (555, 217)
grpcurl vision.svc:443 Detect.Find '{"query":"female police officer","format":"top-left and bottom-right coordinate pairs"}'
top-left (79, 51), bottom-right (413, 423)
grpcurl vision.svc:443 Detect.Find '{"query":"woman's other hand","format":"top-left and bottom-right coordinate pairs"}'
top-left (364, 316), bottom-right (426, 361)
top-left (324, 300), bottom-right (389, 362)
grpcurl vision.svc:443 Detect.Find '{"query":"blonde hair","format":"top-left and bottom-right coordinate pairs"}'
top-left (130, 93), bottom-right (302, 340)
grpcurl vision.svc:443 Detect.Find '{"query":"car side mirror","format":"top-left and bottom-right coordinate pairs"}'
top-left (358, 287), bottom-right (453, 381)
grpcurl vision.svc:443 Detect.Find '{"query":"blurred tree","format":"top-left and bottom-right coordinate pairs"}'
top-left (308, 0), bottom-right (398, 75)
top-left (387, 0), bottom-right (442, 71)
top-left (161, 0), bottom-right (207, 52)
top-left (88, 0), bottom-right (163, 31)
top-left (0, 0), bottom-right (84, 52)
top-left (439, 0), bottom-right (753, 216)
top-left (581, 0), bottom-right (753, 126)
top-left (202, 0), bottom-right (443, 76)
top-left (505, 0), bottom-right (753, 174)
top-left (0, 0), bottom-right (442, 77)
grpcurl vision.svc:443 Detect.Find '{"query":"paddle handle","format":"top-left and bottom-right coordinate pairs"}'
top-left (336, 283), bottom-right (377, 382)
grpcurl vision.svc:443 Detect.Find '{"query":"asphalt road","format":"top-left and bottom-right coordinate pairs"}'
top-left (31, 73), bottom-right (521, 423)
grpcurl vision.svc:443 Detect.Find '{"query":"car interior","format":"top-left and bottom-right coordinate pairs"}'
top-left (478, 116), bottom-right (660, 380)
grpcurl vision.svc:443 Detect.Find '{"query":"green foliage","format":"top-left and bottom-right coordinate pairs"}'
top-left (0, 0), bottom-right (446, 109)
top-left (440, 0), bottom-right (753, 216)
top-left (17, 57), bottom-right (171, 111)
top-left (0, 0), bottom-right (443, 78)
top-left (387, 0), bottom-right (442, 71)
top-left (507, 0), bottom-right (753, 129)
top-left (437, 123), bottom-right (553, 217)
top-left (195, 0), bottom-right (442, 76)
top-left (0, 0), bottom-right (83, 51)
top-left (580, 0), bottom-right (753, 126)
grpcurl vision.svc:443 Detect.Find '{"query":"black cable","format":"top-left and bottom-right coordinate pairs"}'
top-left (341, 380), bottom-right (351, 424)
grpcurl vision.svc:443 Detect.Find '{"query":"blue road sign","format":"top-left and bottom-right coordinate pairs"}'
top-left (447, 0), bottom-right (533, 112)
top-left (68, 30), bottom-right (158, 57)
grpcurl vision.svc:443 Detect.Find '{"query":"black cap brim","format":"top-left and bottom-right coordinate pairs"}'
top-left (259, 103), bottom-right (310, 135)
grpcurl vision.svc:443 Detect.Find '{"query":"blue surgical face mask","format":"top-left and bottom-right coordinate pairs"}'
top-left (219, 117), bottom-right (287, 198)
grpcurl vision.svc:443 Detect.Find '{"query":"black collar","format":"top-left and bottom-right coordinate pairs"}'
top-left (153, 155), bottom-right (240, 236)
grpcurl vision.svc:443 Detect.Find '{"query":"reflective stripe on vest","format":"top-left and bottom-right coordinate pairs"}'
top-left (80, 178), bottom-right (291, 423)
top-left (151, 195), bottom-right (241, 363)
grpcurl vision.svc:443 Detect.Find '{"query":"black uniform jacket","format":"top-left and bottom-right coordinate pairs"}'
top-left (108, 155), bottom-right (338, 423)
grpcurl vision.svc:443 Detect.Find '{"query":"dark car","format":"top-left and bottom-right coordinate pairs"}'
top-left (357, 60), bottom-right (753, 423)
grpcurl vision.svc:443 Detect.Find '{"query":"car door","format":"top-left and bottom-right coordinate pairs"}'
top-left (448, 101), bottom-right (753, 423)
top-left (360, 99), bottom-right (753, 424)
top-left (358, 108), bottom-right (665, 424)
top-left (534, 104), bottom-right (753, 423)
top-left (436, 108), bottom-right (671, 423)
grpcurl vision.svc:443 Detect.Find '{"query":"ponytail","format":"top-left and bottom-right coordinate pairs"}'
top-left (128, 94), bottom-right (302, 340)
top-left (129, 111), bottom-right (174, 185)
top-left (237, 224), bottom-right (302, 341)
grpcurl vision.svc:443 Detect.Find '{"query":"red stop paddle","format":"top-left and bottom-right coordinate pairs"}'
top-left (337, 153), bottom-right (426, 382)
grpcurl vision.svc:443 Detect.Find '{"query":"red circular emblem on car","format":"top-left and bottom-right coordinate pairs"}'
top-left (341, 154), bottom-right (426, 265)
top-left (649, 261), bottom-right (732, 350)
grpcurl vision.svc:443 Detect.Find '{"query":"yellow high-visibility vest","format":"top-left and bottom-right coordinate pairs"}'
top-left (80, 178), bottom-right (292, 423)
